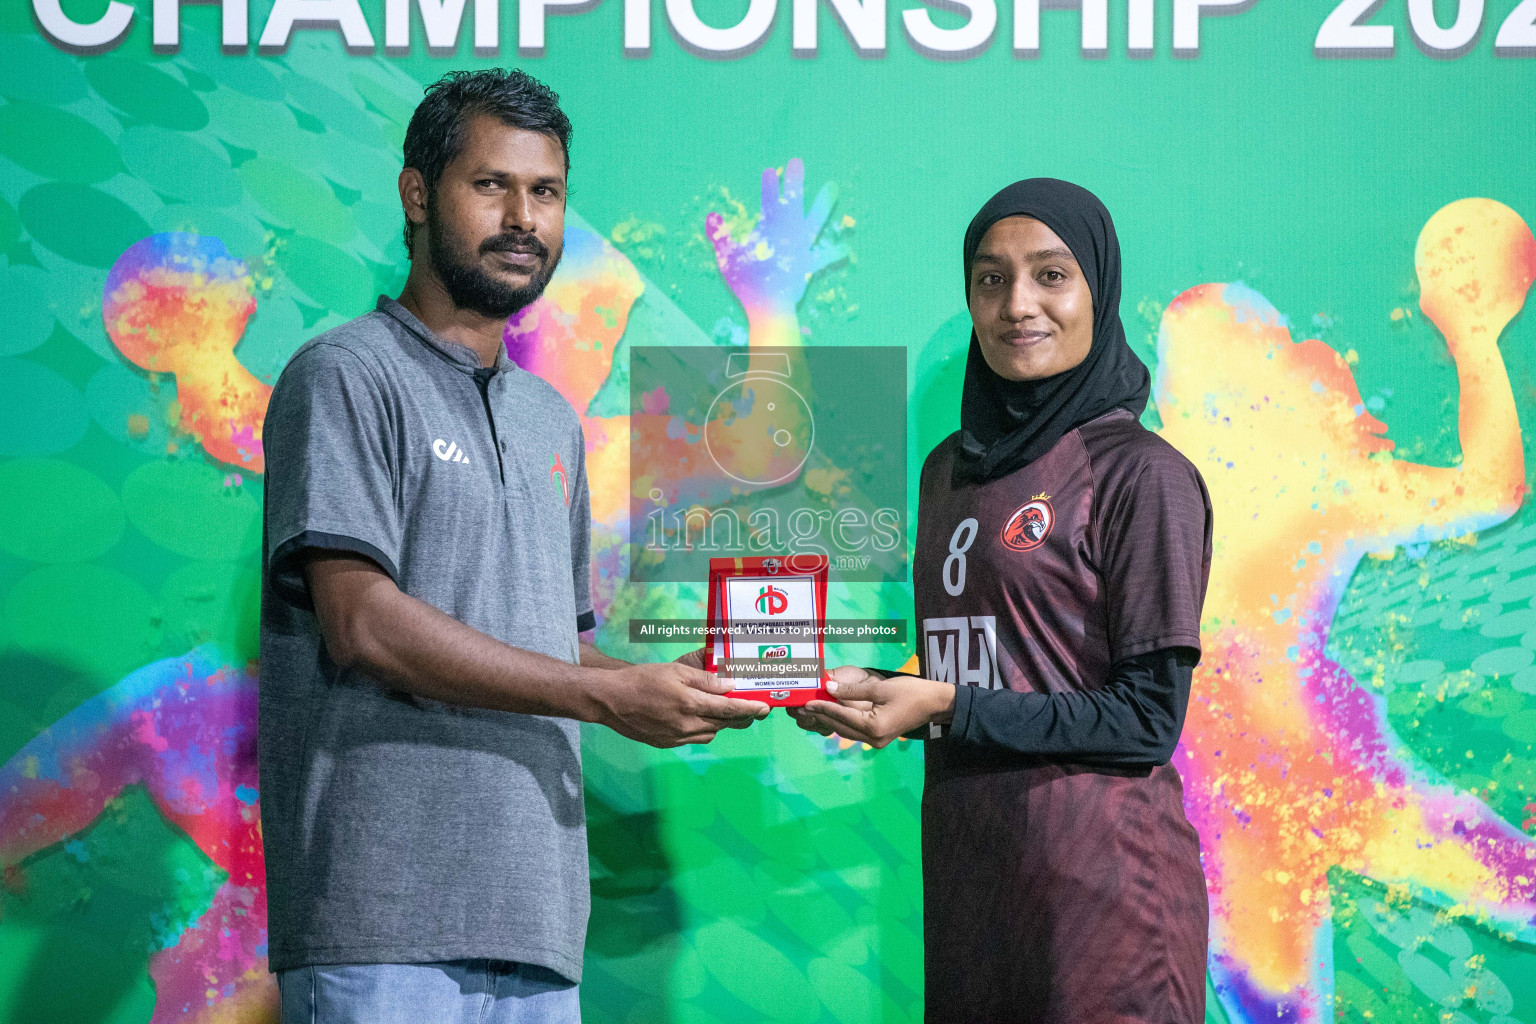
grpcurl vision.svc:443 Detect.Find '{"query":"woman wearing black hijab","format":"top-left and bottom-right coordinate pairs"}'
top-left (791, 179), bottom-right (1213, 1023)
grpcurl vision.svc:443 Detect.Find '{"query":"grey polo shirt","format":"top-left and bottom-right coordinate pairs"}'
top-left (258, 296), bottom-right (595, 981)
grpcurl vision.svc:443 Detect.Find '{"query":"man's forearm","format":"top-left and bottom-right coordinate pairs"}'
top-left (579, 641), bottom-right (631, 671)
top-left (311, 558), bottom-right (612, 722)
top-left (303, 553), bottom-right (764, 747)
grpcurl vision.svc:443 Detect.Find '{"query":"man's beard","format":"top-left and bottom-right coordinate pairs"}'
top-left (426, 200), bottom-right (563, 319)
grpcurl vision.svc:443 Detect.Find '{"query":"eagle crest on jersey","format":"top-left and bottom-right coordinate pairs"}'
top-left (1001, 494), bottom-right (1054, 552)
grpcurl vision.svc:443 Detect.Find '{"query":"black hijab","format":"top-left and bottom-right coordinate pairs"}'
top-left (954, 178), bottom-right (1150, 482)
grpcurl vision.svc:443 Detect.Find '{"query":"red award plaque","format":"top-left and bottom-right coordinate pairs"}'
top-left (704, 555), bottom-right (831, 707)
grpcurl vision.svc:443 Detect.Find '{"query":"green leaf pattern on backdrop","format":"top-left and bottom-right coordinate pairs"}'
top-left (1330, 867), bottom-right (1536, 1023)
top-left (1328, 519), bottom-right (1536, 836)
top-left (2, 7), bottom-right (1536, 1024)
top-left (0, 787), bottom-right (226, 1024)
top-left (0, 30), bottom-right (427, 1022)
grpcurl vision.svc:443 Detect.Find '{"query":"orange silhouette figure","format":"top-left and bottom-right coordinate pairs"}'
top-left (1156, 199), bottom-right (1536, 1014)
top-left (103, 233), bottom-right (269, 471)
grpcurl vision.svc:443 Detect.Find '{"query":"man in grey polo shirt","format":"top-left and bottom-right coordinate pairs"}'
top-left (259, 69), bottom-right (763, 1024)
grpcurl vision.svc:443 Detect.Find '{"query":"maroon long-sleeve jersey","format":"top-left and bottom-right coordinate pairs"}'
top-left (915, 408), bottom-right (1213, 1024)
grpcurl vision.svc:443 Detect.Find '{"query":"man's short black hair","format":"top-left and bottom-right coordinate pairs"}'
top-left (401, 68), bottom-right (572, 257)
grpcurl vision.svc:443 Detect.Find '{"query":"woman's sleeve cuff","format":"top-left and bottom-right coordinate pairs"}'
top-left (946, 683), bottom-right (976, 740)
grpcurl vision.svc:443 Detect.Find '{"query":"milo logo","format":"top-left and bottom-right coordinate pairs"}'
top-left (758, 644), bottom-right (790, 659)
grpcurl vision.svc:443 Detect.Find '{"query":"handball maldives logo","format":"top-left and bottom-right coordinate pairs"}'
top-left (550, 453), bottom-right (570, 507)
top-left (1001, 493), bottom-right (1054, 552)
top-left (755, 584), bottom-right (789, 615)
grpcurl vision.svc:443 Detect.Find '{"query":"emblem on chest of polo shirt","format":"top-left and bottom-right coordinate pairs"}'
top-left (1001, 493), bottom-right (1054, 552)
top-left (433, 439), bottom-right (468, 465)
top-left (550, 453), bottom-right (570, 507)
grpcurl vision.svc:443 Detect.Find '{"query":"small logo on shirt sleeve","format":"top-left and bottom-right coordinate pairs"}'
top-left (433, 438), bottom-right (468, 465)
top-left (550, 453), bottom-right (570, 506)
top-left (1000, 493), bottom-right (1053, 552)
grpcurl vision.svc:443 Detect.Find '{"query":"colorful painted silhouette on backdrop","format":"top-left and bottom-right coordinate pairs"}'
top-left (0, 649), bottom-right (269, 1022)
top-left (1157, 198), bottom-right (1536, 1020)
top-left (102, 233), bottom-right (268, 472)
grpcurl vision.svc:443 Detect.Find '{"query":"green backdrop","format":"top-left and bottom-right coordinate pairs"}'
top-left (2, 0), bottom-right (1536, 1021)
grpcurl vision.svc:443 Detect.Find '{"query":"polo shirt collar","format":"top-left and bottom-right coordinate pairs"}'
top-left (376, 295), bottom-right (513, 376)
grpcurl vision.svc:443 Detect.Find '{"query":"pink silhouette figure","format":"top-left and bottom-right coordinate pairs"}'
top-left (0, 648), bottom-right (272, 1023)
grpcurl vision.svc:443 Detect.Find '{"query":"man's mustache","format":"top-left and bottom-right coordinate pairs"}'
top-left (480, 232), bottom-right (550, 260)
